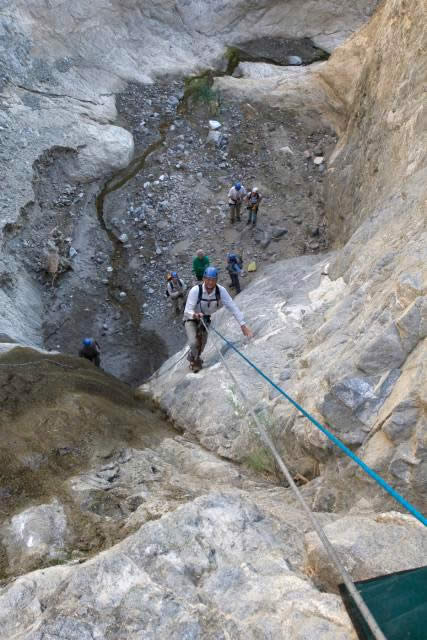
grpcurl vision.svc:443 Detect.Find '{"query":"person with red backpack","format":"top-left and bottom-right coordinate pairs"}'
top-left (183, 266), bottom-right (252, 372)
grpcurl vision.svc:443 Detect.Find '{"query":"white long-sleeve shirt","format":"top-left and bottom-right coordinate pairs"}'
top-left (228, 185), bottom-right (246, 204)
top-left (184, 283), bottom-right (246, 326)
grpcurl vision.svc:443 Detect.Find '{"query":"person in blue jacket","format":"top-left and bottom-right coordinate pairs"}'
top-left (226, 253), bottom-right (243, 294)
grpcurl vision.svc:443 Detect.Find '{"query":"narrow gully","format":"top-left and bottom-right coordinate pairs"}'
top-left (95, 120), bottom-right (172, 336)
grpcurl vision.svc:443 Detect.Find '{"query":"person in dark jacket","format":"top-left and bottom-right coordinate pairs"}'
top-left (226, 253), bottom-right (243, 294)
top-left (79, 338), bottom-right (101, 367)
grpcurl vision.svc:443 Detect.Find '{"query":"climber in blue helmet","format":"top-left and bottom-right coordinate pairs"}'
top-left (183, 266), bottom-right (253, 372)
top-left (79, 337), bottom-right (101, 368)
top-left (228, 180), bottom-right (246, 224)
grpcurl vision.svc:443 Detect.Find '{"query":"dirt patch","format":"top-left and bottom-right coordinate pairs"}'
top-left (0, 346), bottom-right (174, 580)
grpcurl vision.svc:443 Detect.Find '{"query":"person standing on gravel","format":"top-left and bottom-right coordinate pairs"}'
top-left (246, 187), bottom-right (262, 227)
top-left (228, 181), bottom-right (246, 223)
top-left (192, 249), bottom-right (209, 282)
top-left (183, 266), bottom-right (253, 372)
top-left (166, 272), bottom-right (186, 313)
top-left (226, 253), bottom-right (243, 294)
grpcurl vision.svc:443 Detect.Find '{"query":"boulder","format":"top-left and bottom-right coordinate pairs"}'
top-left (305, 512), bottom-right (427, 592)
top-left (64, 124), bottom-right (134, 183)
top-left (0, 492), bottom-right (356, 639)
top-left (1, 500), bottom-right (71, 574)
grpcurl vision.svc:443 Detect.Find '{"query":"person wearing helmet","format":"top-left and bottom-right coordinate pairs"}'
top-left (183, 266), bottom-right (253, 372)
top-left (192, 249), bottom-right (210, 282)
top-left (245, 187), bottom-right (262, 227)
top-left (166, 271), bottom-right (186, 314)
top-left (226, 252), bottom-right (243, 294)
top-left (228, 181), bottom-right (247, 224)
top-left (78, 337), bottom-right (101, 367)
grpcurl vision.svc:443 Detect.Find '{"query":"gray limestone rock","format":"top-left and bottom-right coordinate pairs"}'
top-left (382, 399), bottom-right (419, 443)
top-left (396, 296), bottom-right (427, 353)
top-left (321, 370), bottom-right (401, 444)
top-left (305, 512), bottom-right (427, 592)
top-left (1, 500), bottom-right (70, 574)
top-left (0, 492), bottom-right (356, 639)
top-left (357, 324), bottom-right (406, 374)
top-left (206, 130), bottom-right (223, 146)
top-left (388, 443), bottom-right (421, 484)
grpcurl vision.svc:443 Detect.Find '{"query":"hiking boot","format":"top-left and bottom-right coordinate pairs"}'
top-left (190, 357), bottom-right (202, 373)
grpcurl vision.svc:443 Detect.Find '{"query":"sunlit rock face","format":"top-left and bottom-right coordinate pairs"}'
top-left (144, 0), bottom-right (426, 515)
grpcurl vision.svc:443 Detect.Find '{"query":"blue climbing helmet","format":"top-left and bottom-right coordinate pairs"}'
top-left (228, 253), bottom-right (237, 262)
top-left (203, 266), bottom-right (218, 279)
top-left (83, 338), bottom-right (93, 346)
top-left (234, 182), bottom-right (241, 191)
top-left (170, 271), bottom-right (178, 278)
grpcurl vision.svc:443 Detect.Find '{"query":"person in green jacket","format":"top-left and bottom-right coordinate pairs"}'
top-left (192, 249), bottom-right (209, 282)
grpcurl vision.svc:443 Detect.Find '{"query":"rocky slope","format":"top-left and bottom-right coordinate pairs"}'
top-left (1, 0), bottom-right (377, 353)
top-left (145, 0), bottom-right (426, 516)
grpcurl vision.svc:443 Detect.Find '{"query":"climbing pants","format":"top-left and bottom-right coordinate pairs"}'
top-left (229, 272), bottom-right (241, 294)
top-left (247, 205), bottom-right (258, 226)
top-left (185, 320), bottom-right (208, 361)
top-left (229, 202), bottom-right (242, 223)
top-left (170, 291), bottom-right (184, 313)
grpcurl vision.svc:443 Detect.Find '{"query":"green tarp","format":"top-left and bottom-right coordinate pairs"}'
top-left (339, 566), bottom-right (427, 640)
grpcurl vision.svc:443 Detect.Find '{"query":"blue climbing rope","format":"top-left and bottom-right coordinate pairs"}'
top-left (210, 326), bottom-right (427, 527)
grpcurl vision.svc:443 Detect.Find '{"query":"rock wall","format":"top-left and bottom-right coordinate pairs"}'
top-left (322, 0), bottom-right (426, 244)
top-left (144, 0), bottom-right (426, 516)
